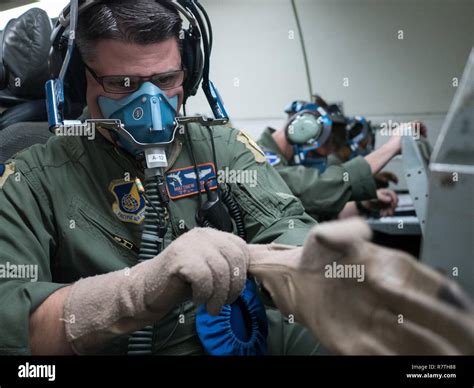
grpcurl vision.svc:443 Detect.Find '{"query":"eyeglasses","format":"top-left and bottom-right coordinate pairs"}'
top-left (84, 63), bottom-right (186, 94)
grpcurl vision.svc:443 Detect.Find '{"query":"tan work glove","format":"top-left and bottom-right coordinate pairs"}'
top-left (64, 228), bottom-right (248, 354)
top-left (248, 218), bottom-right (474, 355)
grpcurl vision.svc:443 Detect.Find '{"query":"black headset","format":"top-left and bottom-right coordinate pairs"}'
top-left (48, 0), bottom-right (210, 112)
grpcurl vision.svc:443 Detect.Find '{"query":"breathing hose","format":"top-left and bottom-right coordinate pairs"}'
top-left (127, 173), bottom-right (169, 355)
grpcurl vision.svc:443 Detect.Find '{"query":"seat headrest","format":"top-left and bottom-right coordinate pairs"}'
top-left (1, 8), bottom-right (52, 100)
top-left (0, 121), bottom-right (52, 163)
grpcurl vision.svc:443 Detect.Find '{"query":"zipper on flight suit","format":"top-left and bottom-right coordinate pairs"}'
top-left (77, 207), bottom-right (139, 254)
top-left (113, 236), bottom-right (137, 252)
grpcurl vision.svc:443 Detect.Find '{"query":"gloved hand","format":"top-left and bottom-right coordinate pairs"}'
top-left (248, 218), bottom-right (474, 355)
top-left (64, 228), bottom-right (249, 354)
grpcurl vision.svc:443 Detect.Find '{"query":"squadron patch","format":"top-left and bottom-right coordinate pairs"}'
top-left (264, 151), bottom-right (281, 166)
top-left (109, 179), bottom-right (146, 224)
top-left (236, 131), bottom-right (266, 163)
top-left (0, 163), bottom-right (15, 189)
top-left (166, 163), bottom-right (217, 199)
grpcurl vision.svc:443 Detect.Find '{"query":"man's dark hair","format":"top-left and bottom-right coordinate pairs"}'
top-left (76, 0), bottom-right (182, 63)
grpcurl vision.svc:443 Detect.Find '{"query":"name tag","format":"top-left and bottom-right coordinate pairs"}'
top-left (165, 163), bottom-right (217, 199)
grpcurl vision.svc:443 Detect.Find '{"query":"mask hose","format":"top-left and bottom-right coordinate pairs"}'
top-left (220, 184), bottom-right (246, 240)
top-left (127, 172), bottom-right (170, 355)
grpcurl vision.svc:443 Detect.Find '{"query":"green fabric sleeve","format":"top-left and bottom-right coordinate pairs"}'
top-left (275, 156), bottom-right (377, 221)
top-left (343, 156), bottom-right (378, 201)
top-left (225, 132), bottom-right (316, 246)
top-left (0, 163), bottom-right (66, 355)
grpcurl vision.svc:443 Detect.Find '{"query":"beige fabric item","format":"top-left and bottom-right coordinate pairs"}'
top-left (248, 217), bottom-right (474, 355)
top-left (64, 228), bottom-right (248, 354)
top-left (65, 218), bottom-right (473, 355)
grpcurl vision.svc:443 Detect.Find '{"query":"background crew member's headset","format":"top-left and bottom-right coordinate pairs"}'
top-left (344, 115), bottom-right (375, 159)
top-left (47, 0), bottom-right (267, 356)
top-left (283, 100), bottom-right (333, 173)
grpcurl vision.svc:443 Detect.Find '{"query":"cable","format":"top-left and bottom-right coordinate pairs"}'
top-left (290, 0), bottom-right (313, 99)
top-left (221, 185), bottom-right (246, 240)
top-left (153, 303), bottom-right (185, 353)
top-left (204, 125), bottom-right (246, 240)
top-left (195, 0), bottom-right (213, 52)
top-left (142, 192), bottom-right (161, 219)
top-left (206, 126), bottom-right (218, 171)
top-left (183, 125), bottom-right (203, 209)
top-left (182, 103), bottom-right (204, 209)
top-left (181, 102), bottom-right (204, 209)
top-left (59, 0), bottom-right (78, 81)
top-left (189, 1), bottom-right (211, 84)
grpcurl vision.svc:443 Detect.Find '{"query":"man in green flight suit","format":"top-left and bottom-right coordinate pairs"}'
top-left (0, 0), bottom-right (322, 355)
top-left (258, 101), bottom-right (400, 222)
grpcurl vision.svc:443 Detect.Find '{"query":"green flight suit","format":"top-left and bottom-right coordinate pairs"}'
top-left (0, 122), bottom-right (321, 355)
top-left (327, 153), bottom-right (345, 167)
top-left (257, 127), bottom-right (377, 221)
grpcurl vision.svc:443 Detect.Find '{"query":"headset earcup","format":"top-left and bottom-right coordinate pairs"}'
top-left (181, 33), bottom-right (193, 97)
top-left (286, 112), bottom-right (323, 145)
top-left (49, 28), bottom-right (86, 118)
top-left (63, 46), bottom-right (86, 118)
top-left (193, 36), bottom-right (204, 92)
top-left (182, 28), bottom-right (203, 100)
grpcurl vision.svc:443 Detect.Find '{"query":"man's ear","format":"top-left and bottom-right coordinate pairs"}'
top-left (311, 217), bottom-right (372, 252)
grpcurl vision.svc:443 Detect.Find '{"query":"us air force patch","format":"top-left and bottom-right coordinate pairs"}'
top-left (109, 179), bottom-right (145, 224)
top-left (0, 162), bottom-right (15, 189)
top-left (166, 163), bottom-right (217, 199)
top-left (264, 151), bottom-right (281, 166)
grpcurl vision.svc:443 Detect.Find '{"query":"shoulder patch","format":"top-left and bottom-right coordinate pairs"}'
top-left (108, 179), bottom-right (146, 224)
top-left (166, 163), bottom-right (217, 200)
top-left (0, 163), bottom-right (15, 189)
top-left (263, 150), bottom-right (281, 166)
top-left (236, 131), bottom-right (266, 163)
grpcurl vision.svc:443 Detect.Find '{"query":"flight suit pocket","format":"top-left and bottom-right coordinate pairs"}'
top-left (66, 196), bottom-right (139, 271)
top-left (231, 178), bottom-right (306, 228)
